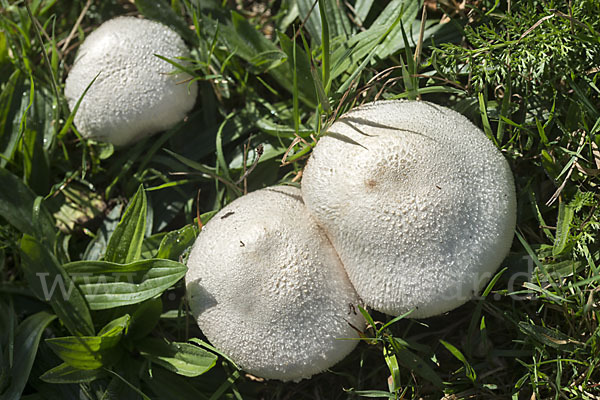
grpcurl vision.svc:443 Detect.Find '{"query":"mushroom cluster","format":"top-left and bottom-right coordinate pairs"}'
top-left (186, 99), bottom-right (516, 381)
top-left (64, 17), bottom-right (197, 146)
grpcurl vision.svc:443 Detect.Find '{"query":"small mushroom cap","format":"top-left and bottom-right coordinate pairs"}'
top-left (186, 186), bottom-right (363, 382)
top-left (301, 100), bottom-right (516, 318)
top-left (64, 16), bottom-right (197, 146)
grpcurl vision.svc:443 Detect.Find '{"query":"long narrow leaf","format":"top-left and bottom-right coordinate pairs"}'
top-left (20, 235), bottom-right (94, 336)
top-left (0, 168), bottom-right (55, 246)
top-left (553, 201), bottom-right (574, 256)
top-left (1, 311), bottom-right (56, 399)
top-left (104, 185), bottom-right (147, 264)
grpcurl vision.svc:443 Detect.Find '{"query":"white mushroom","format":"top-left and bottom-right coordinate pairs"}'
top-left (64, 16), bottom-right (197, 146)
top-left (185, 186), bottom-right (363, 382)
top-left (301, 100), bottom-right (516, 318)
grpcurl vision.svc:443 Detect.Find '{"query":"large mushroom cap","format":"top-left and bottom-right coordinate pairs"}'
top-left (64, 16), bottom-right (197, 146)
top-left (186, 186), bottom-right (363, 382)
top-left (301, 100), bottom-right (516, 318)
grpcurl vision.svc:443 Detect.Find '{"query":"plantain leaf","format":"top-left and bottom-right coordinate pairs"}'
top-left (62, 259), bottom-right (186, 310)
top-left (20, 235), bottom-right (94, 336)
top-left (39, 363), bottom-right (106, 384)
top-left (126, 298), bottom-right (162, 341)
top-left (137, 338), bottom-right (217, 377)
top-left (1, 311), bottom-right (56, 400)
top-left (553, 201), bottom-right (574, 256)
top-left (104, 185), bottom-right (147, 264)
top-left (45, 315), bottom-right (129, 370)
top-left (157, 225), bottom-right (197, 261)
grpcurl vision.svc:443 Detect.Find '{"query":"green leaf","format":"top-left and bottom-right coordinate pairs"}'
top-left (227, 12), bottom-right (283, 70)
top-left (141, 367), bottom-right (211, 400)
top-left (333, 7), bottom-right (407, 94)
top-left (0, 31), bottom-right (7, 65)
top-left (157, 225), bottom-right (197, 261)
top-left (355, 0), bottom-right (374, 22)
top-left (211, 11), bottom-right (318, 106)
top-left (478, 92), bottom-right (499, 148)
top-left (141, 232), bottom-right (168, 260)
top-left (98, 314), bottom-right (131, 336)
top-left (126, 298), bottom-right (162, 341)
top-left (389, 338), bottom-right (444, 390)
top-left (297, 0), bottom-right (350, 44)
top-left (20, 235), bottom-right (94, 336)
top-left (318, 0), bottom-right (331, 92)
top-left (0, 71), bottom-right (25, 167)
top-left (383, 346), bottom-right (401, 392)
top-left (278, 31), bottom-right (318, 108)
top-left (22, 85), bottom-right (53, 193)
top-left (357, 305), bottom-right (376, 331)
top-left (39, 363), bottom-right (106, 384)
top-left (518, 322), bottom-right (581, 352)
top-left (83, 206), bottom-right (122, 261)
top-left (137, 338), bottom-right (217, 377)
top-left (349, 390), bottom-right (396, 398)
top-left (225, 12), bottom-right (318, 108)
top-left (188, 338), bottom-right (240, 369)
top-left (372, 0), bottom-right (421, 59)
top-left (0, 168), bottom-right (55, 246)
top-left (45, 316), bottom-right (129, 370)
top-left (1, 311), bottom-right (56, 400)
top-left (552, 201), bottom-right (574, 256)
top-left (440, 339), bottom-right (476, 383)
top-left (62, 259), bottom-right (186, 310)
top-left (104, 185), bottom-right (147, 264)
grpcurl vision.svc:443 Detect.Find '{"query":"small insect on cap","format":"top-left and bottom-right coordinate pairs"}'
top-left (64, 16), bottom-right (197, 146)
top-left (302, 100), bottom-right (517, 318)
top-left (186, 186), bottom-right (364, 381)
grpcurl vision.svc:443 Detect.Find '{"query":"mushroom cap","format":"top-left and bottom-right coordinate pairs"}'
top-left (301, 100), bottom-right (516, 318)
top-left (64, 16), bottom-right (197, 146)
top-left (186, 186), bottom-right (363, 382)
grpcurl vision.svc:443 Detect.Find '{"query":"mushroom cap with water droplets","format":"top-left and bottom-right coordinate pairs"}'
top-left (64, 16), bottom-right (197, 146)
top-left (301, 100), bottom-right (516, 318)
top-left (185, 186), bottom-right (364, 382)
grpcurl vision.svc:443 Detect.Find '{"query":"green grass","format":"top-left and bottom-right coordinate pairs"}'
top-left (0, 0), bottom-right (599, 398)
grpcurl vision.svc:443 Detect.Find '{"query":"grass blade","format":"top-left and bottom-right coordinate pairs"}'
top-left (440, 340), bottom-right (476, 383)
top-left (318, 0), bottom-right (330, 92)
